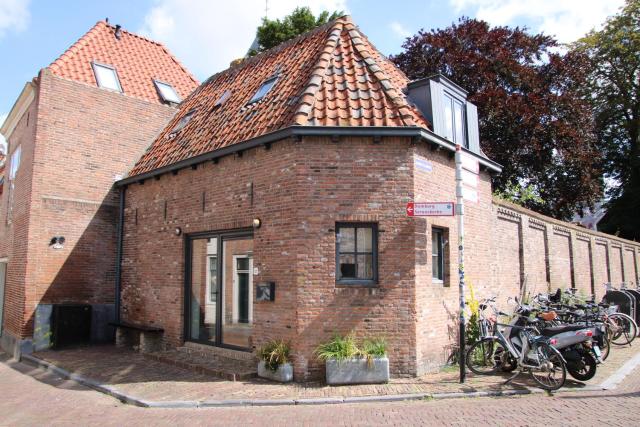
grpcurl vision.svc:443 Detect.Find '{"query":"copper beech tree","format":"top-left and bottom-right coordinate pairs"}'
top-left (393, 18), bottom-right (602, 220)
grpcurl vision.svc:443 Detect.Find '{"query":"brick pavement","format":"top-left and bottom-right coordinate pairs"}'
top-left (2, 349), bottom-right (640, 426)
top-left (28, 341), bottom-right (639, 404)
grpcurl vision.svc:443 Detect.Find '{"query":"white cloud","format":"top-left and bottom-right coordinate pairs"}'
top-left (0, 113), bottom-right (7, 155)
top-left (450, 0), bottom-right (624, 42)
top-left (139, 0), bottom-right (348, 80)
top-left (389, 21), bottom-right (411, 39)
top-left (0, 0), bottom-right (30, 39)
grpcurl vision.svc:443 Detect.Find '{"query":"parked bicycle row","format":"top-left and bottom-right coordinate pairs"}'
top-left (465, 285), bottom-right (639, 391)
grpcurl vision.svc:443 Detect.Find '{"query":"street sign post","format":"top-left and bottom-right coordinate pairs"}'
top-left (455, 145), bottom-right (466, 384)
top-left (406, 202), bottom-right (455, 217)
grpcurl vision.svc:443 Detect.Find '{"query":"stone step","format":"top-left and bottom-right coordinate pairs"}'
top-left (145, 348), bottom-right (257, 381)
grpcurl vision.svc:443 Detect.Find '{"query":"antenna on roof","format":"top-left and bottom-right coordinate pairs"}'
top-left (105, 17), bottom-right (109, 24)
top-left (115, 24), bottom-right (122, 40)
top-left (264, 0), bottom-right (268, 19)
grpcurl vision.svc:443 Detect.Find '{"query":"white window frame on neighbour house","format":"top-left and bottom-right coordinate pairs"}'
top-left (91, 62), bottom-right (123, 93)
top-left (153, 79), bottom-right (181, 104)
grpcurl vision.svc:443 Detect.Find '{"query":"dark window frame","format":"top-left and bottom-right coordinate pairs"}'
top-left (247, 76), bottom-right (278, 105)
top-left (443, 91), bottom-right (468, 148)
top-left (432, 227), bottom-right (446, 284)
top-left (335, 222), bottom-right (378, 286)
top-left (91, 61), bottom-right (123, 93)
top-left (183, 228), bottom-right (254, 352)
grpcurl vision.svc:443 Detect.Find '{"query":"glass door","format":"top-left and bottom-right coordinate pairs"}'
top-left (186, 231), bottom-right (253, 350)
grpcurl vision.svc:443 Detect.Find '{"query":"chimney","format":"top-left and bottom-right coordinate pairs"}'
top-left (115, 24), bottom-right (122, 40)
top-left (406, 74), bottom-right (480, 154)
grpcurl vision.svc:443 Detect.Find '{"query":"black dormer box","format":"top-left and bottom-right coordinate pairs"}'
top-left (406, 74), bottom-right (480, 154)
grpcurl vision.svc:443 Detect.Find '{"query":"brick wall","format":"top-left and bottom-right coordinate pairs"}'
top-left (0, 90), bottom-right (39, 338)
top-left (0, 70), bottom-right (176, 340)
top-left (491, 200), bottom-right (640, 300)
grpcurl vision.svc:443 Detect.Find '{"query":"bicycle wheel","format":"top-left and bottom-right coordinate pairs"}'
top-left (529, 342), bottom-right (566, 391)
top-left (609, 313), bottom-right (637, 345)
top-left (465, 338), bottom-right (505, 375)
top-left (601, 333), bottom-right (611, 361)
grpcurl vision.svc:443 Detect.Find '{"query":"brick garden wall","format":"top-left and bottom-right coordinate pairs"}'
top-left (491, 200), bottom-right (640, 302)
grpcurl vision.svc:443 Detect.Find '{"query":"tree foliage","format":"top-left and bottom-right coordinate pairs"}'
top-left (392, 18), bottom-right (602, 219)
top-left (251, 7), bottom-right (342, 55)
top-left (572, 0), bottom-right (640, 240)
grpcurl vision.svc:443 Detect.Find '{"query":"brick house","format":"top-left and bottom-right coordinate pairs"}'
top-left (0, 21), bottom-right (199, 357)
top-left (116, 15), bottom-right (640, 381)
top-left (116, 16), bottom-right (501, 379)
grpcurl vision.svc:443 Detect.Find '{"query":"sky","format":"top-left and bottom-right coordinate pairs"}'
top-left (0, 0), bottom-right (626, 152)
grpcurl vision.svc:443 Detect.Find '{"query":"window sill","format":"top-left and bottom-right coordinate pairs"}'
top-left (336, 280), bottom-right (379, 288)
top-left (432, 279), bottom-right (444, 285)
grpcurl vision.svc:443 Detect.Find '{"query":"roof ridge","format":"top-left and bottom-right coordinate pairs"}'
top-left (341, 22), bottom-right (416, 126)
top-left (48, 20), bottom-right (198, 85)
top-left (48, 20), bottom-right (105, 70)
top-left (102, 21), bottom-right (199, 85)
top-left (293, 19), bottom-right (345, 125)
top-left (203, 15), bottom-right (353, 84)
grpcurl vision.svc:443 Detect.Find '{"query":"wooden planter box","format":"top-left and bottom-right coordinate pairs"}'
top-left (258, 361), bottom-right (293, 383)
top-left (325, 357), bottom-right (389, 385)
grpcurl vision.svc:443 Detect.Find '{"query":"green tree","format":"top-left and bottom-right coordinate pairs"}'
top-left (392, 18), bottom-right (602, 219)
top-left (250, 7), bottom-right (342, 55)
top-left (573, 0), bottom-right (640, 240)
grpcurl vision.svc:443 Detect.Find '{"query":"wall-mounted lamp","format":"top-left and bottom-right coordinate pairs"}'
top-left (49, 236), bottom-right (65, 249)
top-left (175, 227), bottom-right (182, 236)
top-left (252, 218), bottom-right (261, 229)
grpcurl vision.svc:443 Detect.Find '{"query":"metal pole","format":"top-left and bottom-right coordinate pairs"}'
top-left (455, 144), bottom-right (466, 383)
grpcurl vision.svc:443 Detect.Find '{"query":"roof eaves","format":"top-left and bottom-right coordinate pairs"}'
top-left (117, 124), bottom-right (502, 186)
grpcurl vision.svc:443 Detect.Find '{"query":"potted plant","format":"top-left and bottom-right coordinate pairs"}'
top-left (315, 334), bottom-right (389, 385)
top-left (257, 339), bottom-right (293, 383)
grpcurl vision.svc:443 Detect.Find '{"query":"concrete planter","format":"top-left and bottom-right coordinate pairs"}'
top-left (258, 361), bottom-right (293, 383)
top-left (325, 357), bottom-right (389, 385)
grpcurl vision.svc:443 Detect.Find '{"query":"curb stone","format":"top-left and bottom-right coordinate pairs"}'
top-left (16, 352), bottom-right (640, 409)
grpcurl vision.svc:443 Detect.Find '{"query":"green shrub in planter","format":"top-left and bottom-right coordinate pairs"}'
top-left (258, 339), bottom-right (293, 382)
top-left (315, 334), bottom-right (389, 385)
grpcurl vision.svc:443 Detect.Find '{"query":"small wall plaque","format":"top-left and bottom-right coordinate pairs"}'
top-left (256, 282), bottom-right (275, 302)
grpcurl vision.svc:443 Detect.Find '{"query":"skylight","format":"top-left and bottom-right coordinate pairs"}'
top-left (92, 62), bottom-right (122, 92)
top-left (214, 90), bottom-right (232, 107)
top-left (154, 80), bottom-right (181, 104)
top-left (247, 76), bottom-right (278, 104)
top-left (171, 109), bottom-right (195, 134)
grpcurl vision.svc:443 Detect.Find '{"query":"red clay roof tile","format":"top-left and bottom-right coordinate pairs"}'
top-left (49, 21), bottom-right (198, 105)
top-left (128, 16), bottom-right (429, 177)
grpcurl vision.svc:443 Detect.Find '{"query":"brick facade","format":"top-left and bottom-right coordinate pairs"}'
top-left (0, 70), bottom-right (177, 353)
top-left (120, 133), bottom-right (640, 380)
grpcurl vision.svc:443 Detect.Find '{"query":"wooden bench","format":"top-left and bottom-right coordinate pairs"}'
top-left (109, 322), bottom-right (164, 353)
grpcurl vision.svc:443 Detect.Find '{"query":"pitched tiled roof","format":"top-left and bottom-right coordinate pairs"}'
top-left (128, 16), bottom-right (428, 177)
top-left (48, 21), bottom-right (199, 105)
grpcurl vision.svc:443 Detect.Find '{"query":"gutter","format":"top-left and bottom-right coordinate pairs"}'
top-left (114, 186), bottom-right (125, 322)
top-left (116, 125), bottom-right (502, 186)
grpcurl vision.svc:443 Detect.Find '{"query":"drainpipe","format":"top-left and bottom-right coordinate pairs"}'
top-left (114, 186), bottom-right (126, 323)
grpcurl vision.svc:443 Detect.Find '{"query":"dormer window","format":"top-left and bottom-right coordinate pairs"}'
top-left (92, 62), bottom-right (122, 92)
top-left (406, 74), bottom-right (480, 154)
top-left (443, 93), bottom-right (466, 147)
top-left (154, 80), bottom-right (181, 104)
top-left (247, 76), bottom-right (278, 104)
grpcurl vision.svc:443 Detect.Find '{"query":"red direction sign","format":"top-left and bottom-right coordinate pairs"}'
top-left (406, 202), bottom-right (455, 217)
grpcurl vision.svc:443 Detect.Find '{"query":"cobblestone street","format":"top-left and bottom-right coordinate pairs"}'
top-left (2, 351), bottom-right (640, 426)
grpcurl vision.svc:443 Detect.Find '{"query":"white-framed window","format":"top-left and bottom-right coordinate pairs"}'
top-left (154, 80), bottom-right (181, 104)
top-left (9, 145), bottom-right (21, 180)
top-left (92, 62), bottom-right (123, 92)
top-left (443, 93), bottom-right (467, 147)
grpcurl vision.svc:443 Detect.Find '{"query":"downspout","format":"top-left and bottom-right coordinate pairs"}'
top-left (114, 185), bottom-right (126, 323)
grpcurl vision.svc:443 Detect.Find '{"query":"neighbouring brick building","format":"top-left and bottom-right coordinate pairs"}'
top-left (0, 21), bottom-right (198, 357)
